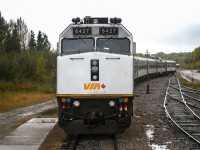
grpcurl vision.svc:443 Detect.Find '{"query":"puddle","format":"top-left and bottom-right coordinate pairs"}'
top-left (18, 112), bottom-right (34, 117)
top-left (145, 125), bottom-right (170, 150)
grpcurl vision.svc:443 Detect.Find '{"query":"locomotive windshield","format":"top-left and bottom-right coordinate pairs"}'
top-left (97, 38), bottom-right (130, 55)
top-left (61, 38), bottom-right (94, 54)
top-left (61, 37), bottom-right (130, 55)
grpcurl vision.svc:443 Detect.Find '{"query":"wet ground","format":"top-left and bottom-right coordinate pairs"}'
top-left (0, 99), bottom-right (57, 140)
top-left (0, 118), bottom-right (57, 150)
top-left (178, 69), bottom-right (200, 82)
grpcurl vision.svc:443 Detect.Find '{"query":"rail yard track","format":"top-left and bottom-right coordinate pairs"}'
top-left (164, 76), bottom-right (200, 145)
top-left (59, 134), bottom-right (118, 150)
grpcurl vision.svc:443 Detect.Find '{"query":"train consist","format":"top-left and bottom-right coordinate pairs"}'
top-left (134, 56), bottom-right (176, 81)
top-left (56, 16), bottom-right (176, 134)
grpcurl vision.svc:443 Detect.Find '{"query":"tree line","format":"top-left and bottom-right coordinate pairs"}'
top-left (0, 12), bottom-right (51, 53)
top-left (0, 11), bottom-right (56, 90)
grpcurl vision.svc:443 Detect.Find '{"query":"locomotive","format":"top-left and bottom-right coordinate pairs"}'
top-left (57, 16), bottom-right (134, 134)
top-left (57, 16), bottom-right (176, 134)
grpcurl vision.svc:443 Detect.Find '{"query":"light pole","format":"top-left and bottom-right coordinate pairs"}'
top-left (191, 70), bottom-right (194, 82)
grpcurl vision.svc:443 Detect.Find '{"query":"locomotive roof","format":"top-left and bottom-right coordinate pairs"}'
top-left (60, 17), bottom-right (132, 38)
top-left (134, 56), bottom-right (176, 63)
top-left (134, 56), bottom-right (156, 62)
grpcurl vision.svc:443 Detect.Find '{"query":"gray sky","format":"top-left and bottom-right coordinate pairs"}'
top-left (1, 0), bottom-right (200, 54)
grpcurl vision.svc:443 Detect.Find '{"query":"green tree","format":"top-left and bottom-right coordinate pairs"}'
top-left (36, 31), bottom-right (51, 51)
top-left (16, 17), bottom-right (28, 51)
top-left (35, 54), bottom-right (46, 81)
top-left (42, 33), bottom-right (51, 50)
top-left (192, 47), bottom-right (200, 63)
top-left (28, 30), bottom-right (36, 50)
top-left (4, 31), bottom-right (12, 53)
top-left (4, 21), bottom-right (21, 53)
top-left (36, 31), bottom-right (43, 50)
top-left (11, 24), bottom-right (21, 53)
top-left (0, 11), bottom-right (8, 52)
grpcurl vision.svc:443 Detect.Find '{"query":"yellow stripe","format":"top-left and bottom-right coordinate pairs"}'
top-left (56, 94), bottom-right (134, 98)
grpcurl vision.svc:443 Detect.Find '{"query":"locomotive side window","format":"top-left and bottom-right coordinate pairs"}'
top-left (97, 38), bottom-right (130, 55)
top-left (61, 38), bottom-right (94, 54)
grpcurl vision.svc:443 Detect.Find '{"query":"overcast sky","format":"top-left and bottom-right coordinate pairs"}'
top-left (1, 0), bottom-right (200, 54)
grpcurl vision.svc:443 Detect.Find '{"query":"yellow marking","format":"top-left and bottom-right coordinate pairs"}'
top-left (89, 83), bottom-right (94, 90)
top-left (84, 83), bottom-right (91, 90)
top-left (84, 83), bottom-right (100, 90)
top-left (57, 94), bottom-right (134, 99)
top-left (94, 83), bottom-right (100, 90)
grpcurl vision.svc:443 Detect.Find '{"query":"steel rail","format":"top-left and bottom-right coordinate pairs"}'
top-left (164, 77), bottom-right (200, 145)
top-left (181, 85), bottom-right (200, 94)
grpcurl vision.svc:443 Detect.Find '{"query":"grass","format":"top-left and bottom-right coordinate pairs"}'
top-left (0, 80), bottom-right (56, 112)
top-left (0, 92), bottom-right (55, 112)
top-left (179, 75), bottom-right (200, 90)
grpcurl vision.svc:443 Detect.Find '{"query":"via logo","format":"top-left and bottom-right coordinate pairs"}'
top-left (84, 83), bottom-right (106, 90)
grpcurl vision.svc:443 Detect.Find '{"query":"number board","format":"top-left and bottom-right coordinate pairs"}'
top-left (99, 27), bottom-right (118, 35)
top-left (73, 27), bottom-right (92, 35)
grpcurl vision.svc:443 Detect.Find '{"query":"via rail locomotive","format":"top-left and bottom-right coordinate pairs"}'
top-left (57, 16), bottom-right (176, 134)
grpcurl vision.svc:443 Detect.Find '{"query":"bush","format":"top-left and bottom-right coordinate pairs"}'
top-left (0, 50), bottom-right (57, 93)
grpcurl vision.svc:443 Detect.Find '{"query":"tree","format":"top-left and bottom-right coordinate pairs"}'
top-left (4, 31), bottom-right (12, 53)
top-left (36, 31), bottom-right (51, 51)
top-left (192, 47), bottom-right (200, 63)
top-left (4, 21), bottom-right (21, 53)
top-left (42, 33), bottom-right (51, 50)
top-left (0, 11), bottom-right (8, 52)
top-left (28, 30), bottom-right (36, 50)
top-left (36, 31), bottom-right (43, 50)
top-left (35, 54), bottom-right (46, 81)
top-left (11, 24), bottom-right (21, 53)
top-left (16, 17), bottom-right (28, 51)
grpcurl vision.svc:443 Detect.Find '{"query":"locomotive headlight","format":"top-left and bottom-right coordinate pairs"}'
top-left (109, 101), bottom-right (115, 107)
top-left (91, 66), bottom-right (98, 72)
top-left (73, 101), bottom-right (80, 107)
top-left (93, 75), bottom-right (98, 80)
top-left (93, 19), bottom-right (98, 24)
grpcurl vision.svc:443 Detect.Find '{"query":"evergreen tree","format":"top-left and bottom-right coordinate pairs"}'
top-left (0, 12), bottom-right (8, 52)
top-left (42, 33), bottom-right (51, 50)
top-left (28, 30), bottom-right (36, 50)
top-left (4, 31), bottom-right (12, 53)
top-left (16, 17), bottom-right (28, 51)
top-left (36, 31), bottom-right (51, 51)
top-left (36, 31), bottom-right (43, 50)
top-left (11, 24), bottom-right (21, 53)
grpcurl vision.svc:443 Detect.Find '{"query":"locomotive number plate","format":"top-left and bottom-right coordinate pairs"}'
top-left (73, 27), bottom-right (92, 35)
top-left (99, 27), bottom-right (118, 35)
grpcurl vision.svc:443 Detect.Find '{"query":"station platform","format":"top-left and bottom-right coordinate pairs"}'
top-left (0, 118), bottom-right (58, 150)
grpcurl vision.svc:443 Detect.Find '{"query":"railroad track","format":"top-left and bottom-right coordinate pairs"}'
top-left (59, 134), bottom-right (118, 150)
top-left (164, 76), bottom-right (200, 145)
